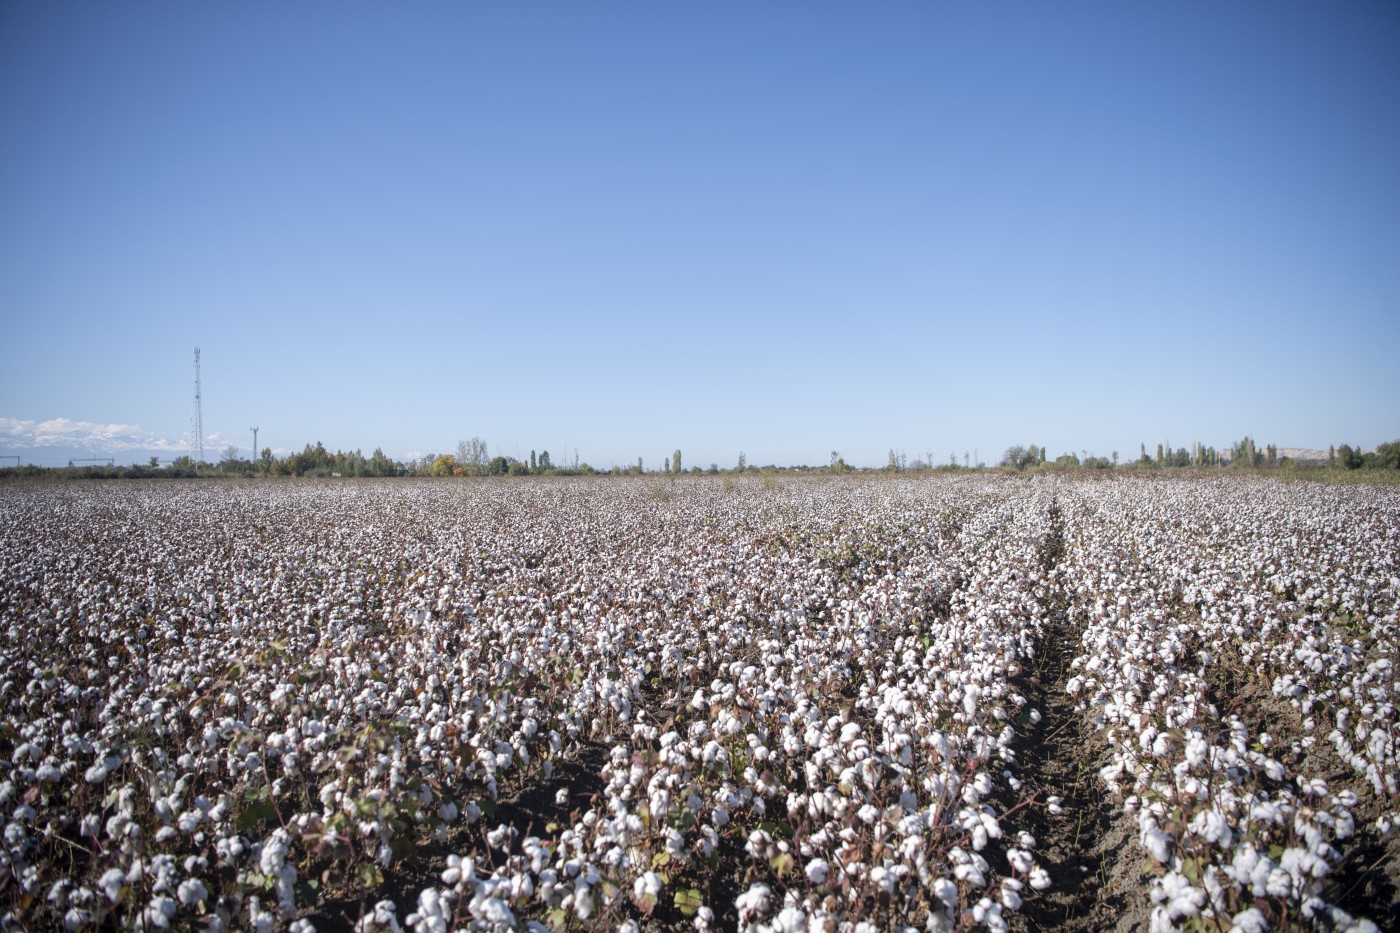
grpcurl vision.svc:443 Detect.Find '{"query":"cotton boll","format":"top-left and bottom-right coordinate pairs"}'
top-left (177, 878), bottom-right (208, 907)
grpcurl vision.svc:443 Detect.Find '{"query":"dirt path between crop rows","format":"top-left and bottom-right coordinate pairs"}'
top-left (1004, 503), bottom-right (1152, 933)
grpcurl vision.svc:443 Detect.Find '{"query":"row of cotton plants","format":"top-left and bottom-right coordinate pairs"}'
top-left (1053, 476), bottom-right (1397, 932)
top-left (1, 476), bottom-right (1061, 932)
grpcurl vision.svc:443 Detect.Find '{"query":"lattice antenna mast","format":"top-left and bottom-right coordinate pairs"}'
top-left (191, 347), bottom-right (204, 464)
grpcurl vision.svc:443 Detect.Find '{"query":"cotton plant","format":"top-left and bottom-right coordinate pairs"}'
top-left (1, 474), bottom-right (1393, 930)
top-left (1054, 476), bottom-right (1395, 931)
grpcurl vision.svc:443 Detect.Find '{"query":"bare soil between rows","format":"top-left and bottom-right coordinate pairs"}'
top-left (998, 505), bottom-right (1154, 932)
top-left (1002, 610), bottom-right (1153, 933)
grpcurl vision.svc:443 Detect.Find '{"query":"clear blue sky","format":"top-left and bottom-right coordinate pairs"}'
top-left (2, 2), bottom-right (1397, 467)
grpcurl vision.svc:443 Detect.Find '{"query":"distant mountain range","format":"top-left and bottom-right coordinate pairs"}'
top-left (1278, 448), bottom-right (1330, 463)
top-left (0, 417), bottom-right (190, 467)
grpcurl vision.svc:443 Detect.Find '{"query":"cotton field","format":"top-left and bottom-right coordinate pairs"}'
top-left (0, 475), bottom-right (1395, 932)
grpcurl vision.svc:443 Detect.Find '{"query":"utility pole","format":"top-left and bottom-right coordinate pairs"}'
top-left (191, 347), bottom-right (204, 464)
top-left (251, 426), bottom-right (259, 463)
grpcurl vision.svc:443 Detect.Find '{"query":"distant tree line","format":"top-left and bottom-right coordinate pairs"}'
top-left (1331, 440), bottom-right (1400, 471)
top-left (4, 435), bottom-right (1398, 480)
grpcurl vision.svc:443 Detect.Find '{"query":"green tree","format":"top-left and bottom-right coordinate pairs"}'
top-left (429, 454), bottom-right (455, 477)
top-left (538, 450), bottom-right (552, 471)
top-left (368, 447), bottom-right (397, 477)
top-left (673, 449), bottom-right (682, 475)
top-left (455, 437), bottom-right (489, 475)
top-left (736, 451), bottom-right (746, 472)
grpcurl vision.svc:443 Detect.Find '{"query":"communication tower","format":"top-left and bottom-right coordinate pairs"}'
top-left (191, 347), bottom-right (204, 464)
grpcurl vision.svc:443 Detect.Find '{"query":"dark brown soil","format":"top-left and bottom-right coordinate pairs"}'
top-left (1001, 502), bottom-right (1155, 932)
top-left (1003, 610), bottom-right (1152, 933)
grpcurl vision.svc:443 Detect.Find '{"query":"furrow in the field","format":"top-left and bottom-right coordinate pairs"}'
top-left (1000, 499), bottom-right (1151, 932)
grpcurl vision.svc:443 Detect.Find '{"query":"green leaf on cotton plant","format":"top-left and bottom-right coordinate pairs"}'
top-left (674, 888), bottom-right (705, 917)
top-left (235, 800), bottom-right (277, 831)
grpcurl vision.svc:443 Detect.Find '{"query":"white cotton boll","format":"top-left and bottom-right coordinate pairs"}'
top-left (573, 883), bottom-right (595, 920)
top-left (354, 900), bottom-right (402, 933)
top-left (276, 865), bottom-right (297, 919)
top-left (1230, 907), bottom-right (1268, 933)
top-left (474, 897), bottom-right (515, 927)
top-left (99, 868), bottom-right (126, 903)
top-left (1007, 849), bottom-right (1033, 874)
top-left (1029, 866), bottom-right (1051, 890)
top-left (1141, 828), bottom-right (1172, 863)
top-left (971, 897), bottom-right (1006, 932)
top-left (694, 905), bottom-right (715, 930)
top-left (177, 878), bottom-right (208, 906)
top-left (963, 685), bottom-right (982, 719)
top-left (260, 828), bottom-right (291, 874)
top-left (1152, 872), bottom-right (1203, 920)
top-left (772, 906), bottom-right (807, 933)
top-left (805, 858), bottom-right (830, 885)
top-left (1046, 796), bottom-right (1064, 816)
top-left (634, 871), bottom-right (663, 901)
top-left (954, 861), bottom-right (987, 887)
top-left (932, 877), bottom-right (959, 909)
top-left (870, 866), bottom-right (896, 895)
top-left (1029, 709), bottom-right (1042, 724)
top-left (63, 907), bottom-right (93, 931)
top-left (1188, 809), bottom-right (1233, 847)
top-left (1184, 735), bottom-right (1207, 768)
top-left (735, 883), bottom-right (771, 923)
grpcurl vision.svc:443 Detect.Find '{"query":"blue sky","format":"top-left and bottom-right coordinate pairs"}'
top-left (2, 2), bottom-right (1397, 468)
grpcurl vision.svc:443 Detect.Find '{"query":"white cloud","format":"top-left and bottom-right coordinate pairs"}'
top-left (0, 416), bottom-right (188, 453)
